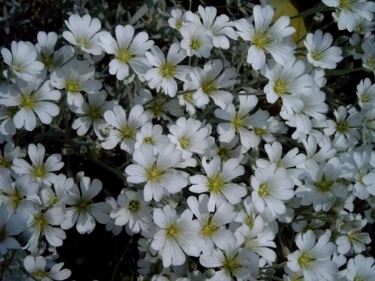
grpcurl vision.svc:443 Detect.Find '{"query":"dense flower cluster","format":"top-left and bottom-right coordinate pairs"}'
top-left (1, 1), bottom-right (375, 280)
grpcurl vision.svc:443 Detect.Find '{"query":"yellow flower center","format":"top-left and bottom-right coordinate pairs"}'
top-left (166, 223), bottom-right (180, 239)
top-left (159, 63), bottom-right (176, 78)
top-left (339, 0), bottom-right (352, 10)
top-left (202, 80), bottom-right (217, 95)
top-left (116, 48), bottom-right (134, 63)
top-left (32, 213), bottom-right (48, 230)
top-left (245, 215), bottom-right (254, 229)
top-left (9, 189), bottom-right (23, 209)
top-left (190, 38), bottom-right (202, 50)
top-left (65, 79), bottom-right (81, 92)
top-left (360, 93), bottom-right (370, 103)
top-left (254, 127), bottom-right (266, 136)
top-left (274, 79), bottom-right (288, 96)
top-left (258, 183), bottom-right (270, 198)
top-left (32, 271), bottom-right (48, 280)
top-left (120, 125), bottom-right (135, 140)
top-left (232, 114), bottom-right (244, 131)
top-left (183, 91), bottom-right (194, 102)
top-left (143, 136), bottom-right (154, 145)
top-left (201, 217), bottom-right (219, 237)
top-left (76, 198), bottom-right (92, 212)
top-left (146, 164), bottom-right (164, 183)
top-left (76, 36), bottom-right (92, 49)
top-left (32, 165), bottom-right (47, 178)
top-left (223, 254), bottom-right (241, 275)
top-left (218, 147), bottom-right (230, 160)
top-left (13, 64), bottom-right (23, 72)
top-left (19, 93), bottom-right (37, 109)
top-left (41, 53), bottom-right (54, 67)
top-left (0, 157), bottom-right (12, 168)
top-left (298, 251), bottom-right (314, 268)
top-left (336, 120), bottom-right (348, 133)
top-left (311, 50), bottom-right (322, 61)
top-left (175, 20), bottom-right (183, 30)
top-left (207, 174), bottom-right (225, 193)
top-left (315, 177), bottom-right (334, 193)
top-left (128, 200), bottom-right (140, 213)
top-left (149, 100), bottom-right (165, 117)
top-left (179, 136), bottom-right (190, 149)
top-left (86, 106), bottom-right (102, 120)
top-left (252, 32), bottom-right (270, 49)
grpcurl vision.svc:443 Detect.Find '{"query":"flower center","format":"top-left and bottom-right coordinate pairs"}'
top-left (75, 198), bottom-right (92, 212)
top-left (159, 62), bottom-right (176, 78)
top-left (360, 93), bottom-right (370, 103)
top-left (146, 164), bottom-right (164, 183)
top-left (336, 120), bottom-right (348, 133)
top-left (0, 157), bottom-right (12, 168)
top-left (223, 254), bottom-right (241, 275)
top-left (19, 93), bottom-right (37, 109)
top-left (339, 0), bottom-right (352, 10)
top-left (200, 217), bottom-right (219, 237)
top-left (32, 271), bottom-right (48, 280)
top-left (175, 19), bottom-right (183, 30)
top-left (128, 200), bottom-right (140, 213)
top-left (65, 79), bottom-right (81, 92)
top-left (166, 223), bottom-right (180, 239)
top-left (298, 251), bottom-right (314, 268)
top-left (143, 136), bottom-right (154, 145)
top-left (254, 127), bottom-right (266, 136)
top-left (311, 50), bottom-right (322, 61)
top-left (245, 215), bottom-right (254, 229)
top-left (183, 91), bottom-right (194, 102)
top-left (179, 136), bottom-right (190, 149)
top-left (149, 100), bottom-right (165, 117)
top-left (13, 64), bottom-right (23, 72)
top-left (218, 147), bottom-right (230, 160)
top-left (354, 276), bottom-right (365, 281)
top-left (32, 165), bottom-right (47, 178)
top-left (274, 79), bottom-right (288, 96)
top-left (9, 189), bottom-right (23, 209)
top-left (202, 80), bottom-right (217, 95)
top-left (41, 53), bottom-right (54, 67)
top-left (116, 48), bottom-right (134, 63)
top-left (252, 32), bottom-right (270, 49)
top-left (76, 36), bottom-right (92, 49)
top-left (258, 183), bottom-right (270, 198)
top-left (207, 174), bottom-right (225, 193)
top-left (232, 114), bottom-right (244, 131)
top-left (190, 38), bottom-right (202, 50)
top-left (86, 106), bottom-right (102, 120)
top-left (32, 213), bottom-right (48, 230)
top-left (315, 176), bottom-right (334, 193)
top-left (120, 125), bottom-right (135, 140)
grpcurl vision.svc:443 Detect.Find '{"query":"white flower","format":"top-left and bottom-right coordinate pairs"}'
top-left (190, 156), bottom-right (246, 211)
top-left (145, 43), bottom-right (190, 97)
top-left (1, 41), bottom-right (44, 81)
top-left (110, 190), bottom-right (152, 234)
top-left (304, 30), bottom-right (343, 69)
top-left (0, 169), bottom-right (38, 214)
top-left (135, 122), bottom-right (169, 153)
top-left (200, 240), bottom-right (259, 281)
top-left (0, 142), bottom-right (21, 170)
top-left (215, 95), bottom-right (258, 150)
top-left (40, 174), bottom-right (74, 208)
top-left (70, 91), bottom-right (114, 138)
top-left (286, 230), bottom-right (337, 281)
top-left (187, 194), bottom-right (237, 254)
top-left (0, 79), bottom-right (61, 131)
top-left (151, 205), bottom-right (200, 267)
top-left (51, 59), bottom-right (102, 107)
top-left (61, 176), bottom-right (110, 234)
top-left (125, 144), bottom-right (188, 202)
top-left (24, 255), bottom-right (71, 281)
top-left (184, 5), bottom-right (238, 49)
top-left (251, 163), bottom-right (294, 215)
top-left (63, 14), bottom-right (104, 55)
top-left (99, 24), bottom-right (154, 80)
top-left (36, 31), bottom-right (74, 70)
top-left (184, 60), bottom-right (236, 109)
top-left (168, 117), bottom-right (213, 159)
top-left (0, 204), bottom-right (26, 257)
top-left (168, 8), bottom-right (185, 30)
top-left (361, 38), bottom-right (375, 73)
top-left (12, 143), bottom-right (64, 186)
top-left (322, 0), bottom-right (375, 32)
top-left (101, 105), bottom-right (149, 152)
top-left (343, 255), bottom-right (375, 281)
top-left (235, 5), bottom-right (295, 70)
top-left (180, 25), bottom-right (213, 58)
top-left (264, 60), bottom-right (314, 108)
top-left (356, 78), bottom-right (375, 109)
top-left (26, 206), bottom-right (66, 251)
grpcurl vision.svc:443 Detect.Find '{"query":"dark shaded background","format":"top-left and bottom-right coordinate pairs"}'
top-left (0, 0), bottom-right (373, 280)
